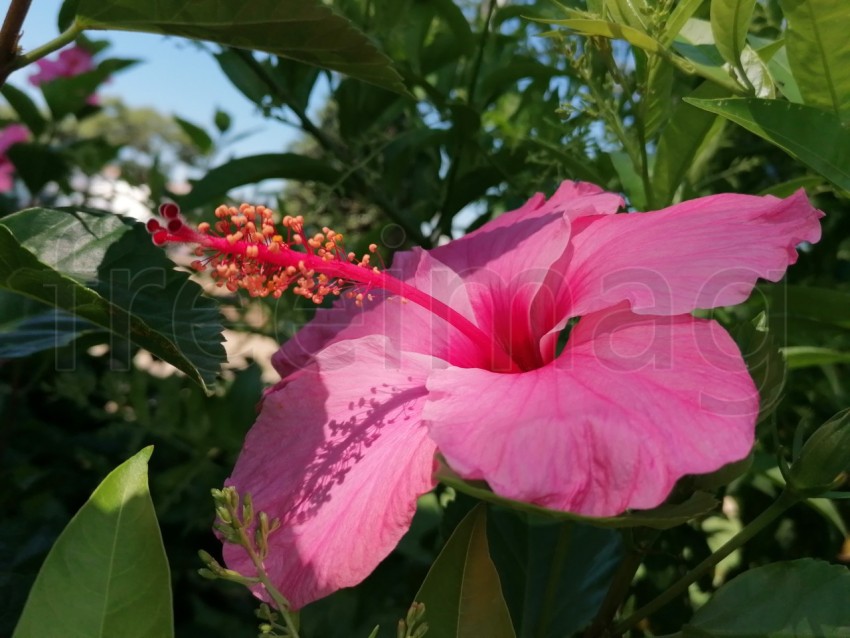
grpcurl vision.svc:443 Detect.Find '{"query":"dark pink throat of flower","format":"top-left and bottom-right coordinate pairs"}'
top-left (147, 202), bottom-right (520, 373)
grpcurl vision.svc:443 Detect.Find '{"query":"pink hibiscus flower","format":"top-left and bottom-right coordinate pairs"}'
top-left (28, 45), bottom-right (94, 86)
top-left (150, 183), bottom-right (822, 609)
top-left (0, 124), bottom-right (29, 192)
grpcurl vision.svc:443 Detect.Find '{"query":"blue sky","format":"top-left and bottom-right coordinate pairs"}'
top-left (16, 0), bottom-right (297, 157)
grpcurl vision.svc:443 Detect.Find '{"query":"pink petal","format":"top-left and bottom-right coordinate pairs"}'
top-left (425, 305), bottom-right (758, 516)
top-left (272, 247), bottom-right (486, 378)
top-left (562, 190), bottom-right (823, 318)
top-left (427, 181), bottom-right (624, 369)
top-left (225, 336), bottom-right (439, 609)
top-left (273, 182), bottom-right (624, 375)
top-left (0, 160), bottom-right (14, 192)
top-left (0, 124), bottom-right (28, 154)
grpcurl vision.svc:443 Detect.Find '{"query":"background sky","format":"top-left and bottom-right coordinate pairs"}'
top-left (15, 0), bottom-right (298, 157)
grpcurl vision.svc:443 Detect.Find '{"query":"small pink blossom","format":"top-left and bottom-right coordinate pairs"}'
top-left (0, 124), bottom-right (28, 192)
top-left (28, 45), bottom-right (94, 86)
top-left (191, 182), bottom-right (824, 608)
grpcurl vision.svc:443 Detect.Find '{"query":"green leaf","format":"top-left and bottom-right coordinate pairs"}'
top-left (606, 0), bottom-right (650, 30)
top-left (672, 20), bottom-right (748, 92)
top-left (541, 18), bottom-right (665, 53)
top-left (643, 57), bottom-right (675, 138)
top-left (174, 116), bottom-right (213, 154)
top-left (176, 153), bottom-right (342, 211)
top-left (1, 84), bottom-right (47, 136)
top-left (652, 81), bottom-right (728, 207)
top-left (436, 462), bottom-right (718, 530)
top-left (214, 49), bottom-right (271, 106)
top-left (5, 143), bottom-right (70, 194)
top-left (487, 510), bottom-right (622, 638)
top-left (13, 447), bottom-right (174, 638)
top-left (414, 505), bottom-right (515, 638)
top-left (214, 109), bottom-right (231, 134)
top-left (770, 285), bottom-right (850, 330)
top-left (766, 44), bottom-right (804, 103)
top-left (734, 313), bottom-right (786, 424)
top-left (685, 97), bottom-right (850, 191)
top-left (662, 0), bottom-right (707, 46)
top-left (667, 559), bottom-right (850, 637)
top-left (780, 0), bottom-right (850, 121)
top-left (611, 151), bottom-right (646, 209)
top-left (710, 0), bottom-right (757, 67)
top-left (0, 291), bottom-right (100, 357)
top-left (782, 346), bottom-right (850, 369)
top-left (41, 58), bottom-right (137, 119)
top-left (0, 207), bottom-right (225, 390)
top-left (758, 174), bottom-right (824, 197)
top-left (75, 0), bottom-right (408, 95)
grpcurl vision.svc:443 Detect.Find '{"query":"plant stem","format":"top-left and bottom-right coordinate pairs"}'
top-left (12, 20), bottom-right (83, 71)
top-left (613, 489), bottom-right (801, 635)
top-left (0, 0), bottom-right (32, 86)
top-left (233, 519), bottom-right (301, 637)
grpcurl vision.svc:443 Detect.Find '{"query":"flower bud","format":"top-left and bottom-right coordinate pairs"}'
top-left (788, 409), bottom-right (850, 496)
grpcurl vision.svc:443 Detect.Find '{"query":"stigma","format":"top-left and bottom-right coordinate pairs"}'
top-left (146, 202), bottom-right (379, 305)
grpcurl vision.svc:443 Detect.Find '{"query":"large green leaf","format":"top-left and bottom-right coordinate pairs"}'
top-left (0, 207), bottom-right (225, 390)
top-left (685, 97), bottom-right (850, 191)
top-left (74, 0), bottom-right (407, 94)
top-left (710, 0), bottom-right (757, 67)
top-left (176, 153), bottom-right (342, 210)
top-left (414, 505), bottom-right (515, 638)
top-left (667, 559), bottom-right (850, 637)
top-left (780, 0), bottom-right (850, 120)
top-left (0, 291), bottom-right (101, 358)
top-left (13, 447), bottom-right (173, 638)
top-left (436, 462), bottom-right (718, 530)
top-left (651, 81), bottom-right (728, 207)
top-left (487, 510), bottom-right (622, 638)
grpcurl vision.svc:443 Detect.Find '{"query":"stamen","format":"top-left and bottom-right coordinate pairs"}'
top-left (147, 201), bottom-right (521, 372)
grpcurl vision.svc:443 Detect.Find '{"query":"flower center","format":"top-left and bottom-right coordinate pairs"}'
top-left (148, 203), bottom-right (521, 373)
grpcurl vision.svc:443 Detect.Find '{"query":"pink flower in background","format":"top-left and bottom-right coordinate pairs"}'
top-left (160, 182), bottom-right (821, 608)
top-left (28, 45), bottom-right (94, 86)
top-left (0, 124), bottom-right (29, 192)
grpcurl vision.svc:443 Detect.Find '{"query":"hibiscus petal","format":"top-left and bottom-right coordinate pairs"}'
top-left (225, 336), bottom-right (439, 608)
top-left (427, 181), bottom-right (624, 369)
top-left (563, 190), bottom-right (823, 318)
top-left (425, 306), bottom-right (758, 516)
top-left (272, 247), bottom-right (485, 378)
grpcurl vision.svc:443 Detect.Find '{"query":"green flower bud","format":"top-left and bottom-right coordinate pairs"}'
top-left (788, 409), bottom-right (850, 496)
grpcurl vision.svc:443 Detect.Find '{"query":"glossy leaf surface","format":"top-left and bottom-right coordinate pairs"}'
top-left (13, 447), bottom-right (173, 638)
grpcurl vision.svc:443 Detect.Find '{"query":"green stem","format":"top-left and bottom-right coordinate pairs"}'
top-left (12, 21), bottom-right (83, 70)
top-left (234, 522), bottom-right (301, 638)
top-left (613, 489), bottom-right (801, 635)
